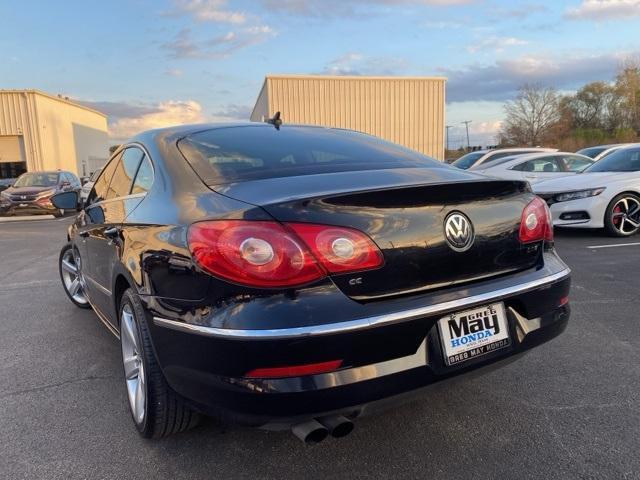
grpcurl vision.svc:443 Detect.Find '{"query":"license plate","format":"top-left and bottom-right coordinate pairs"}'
top-left (19, 203), bottom-right (28, 207)
top-left (438, 302), bottom-right (510, 366)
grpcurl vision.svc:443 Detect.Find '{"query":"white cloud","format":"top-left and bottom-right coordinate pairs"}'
top-left (211, 104), bottom-right (253, 120)
top-left (466, 36), bottom-right (529, 54)
top-left (423, 20), bottom-right (464, 29)
top-left (565, 0), bottom-right (640, 20)
top-left (164, 68), bottom-right (183, 77)
top-left (443, 50), bottom-right (637, 102)
top-left (172, 0), bottom-right (246, 23)
top-left (163, 26), bottom-right (276, 59)
top-left (261, 0), bottom-right (473, 17)
top-left (321, 52), bottom-right (409, 75)
top-left (108, 100), bottom-right (205, 139)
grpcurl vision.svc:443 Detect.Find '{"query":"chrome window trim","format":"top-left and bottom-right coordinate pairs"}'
top-left (153, 268), bottom-right (571, 340)
top-left (85, 142), bottom-right (155, 209)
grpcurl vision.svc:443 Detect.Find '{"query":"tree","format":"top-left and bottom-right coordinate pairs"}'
top-left (615, 60), bottom-right (640, 132)
top-left (500, 84), bottom-right (560, 146)
top-left (566, 82), bottom-right (619, 130)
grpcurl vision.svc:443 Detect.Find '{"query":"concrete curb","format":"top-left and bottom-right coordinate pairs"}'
top-left (0, 215), bottom-right (56, 223)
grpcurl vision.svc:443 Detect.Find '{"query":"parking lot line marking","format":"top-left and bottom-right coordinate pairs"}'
top-left (587, 242), bottom-right (640, 249)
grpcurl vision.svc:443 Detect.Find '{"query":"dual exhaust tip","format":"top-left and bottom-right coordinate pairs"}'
top-left (291, 416), bottom-right (354, 445)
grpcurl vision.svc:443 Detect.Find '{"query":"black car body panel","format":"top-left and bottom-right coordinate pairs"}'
top-left (64, 123), bottom-right (571, 430)
top-left (216, 171), bottom-right (540, 299)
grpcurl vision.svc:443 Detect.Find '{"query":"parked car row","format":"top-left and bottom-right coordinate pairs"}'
top-left (455, 143), bottom-right (640, 237)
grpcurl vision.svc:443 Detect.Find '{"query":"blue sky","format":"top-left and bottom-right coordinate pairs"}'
top-left (2, 0), bottom-right (640, 147)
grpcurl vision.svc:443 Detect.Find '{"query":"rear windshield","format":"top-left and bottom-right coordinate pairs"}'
top-left (452, 152), bottom-right (484, 169)
top-left (178, 126), bottom-right (442, 184)
top-left (576, 146), bottom-right (608, 158)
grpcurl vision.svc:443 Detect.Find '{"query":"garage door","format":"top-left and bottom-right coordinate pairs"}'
top-left (0, 136), bottom-right (24, 163)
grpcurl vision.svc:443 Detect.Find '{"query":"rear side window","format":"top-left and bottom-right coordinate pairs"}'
top-left (513, 157), bottom-right (560, 172)
top-left (563, 156), bottom-right (593, 172)
top-left (105, 148), bottom-right (144, 200)
top-left (178, 126), bottom-right (442, 184)
top-left (131, 156), bottom-right (154, 194)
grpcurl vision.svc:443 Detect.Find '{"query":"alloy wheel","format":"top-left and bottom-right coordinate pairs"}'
top-left (60, 248), bottom-right (88, 305)
top-left (121, 304), bottom-right (146, 425)
top-left (611, 196), bottom-right (640, 235)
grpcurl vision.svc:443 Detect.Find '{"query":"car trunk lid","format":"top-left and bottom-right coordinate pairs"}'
top-left (212, 168), bottom-right (541, 300)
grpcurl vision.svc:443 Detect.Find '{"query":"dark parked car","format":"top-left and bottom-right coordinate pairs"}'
top-left (53, 123), bottom-right (571, 442)
top-left (0, 170), bottom-right (81, 217)
top-left (0, 178), bottom-right (16, 193)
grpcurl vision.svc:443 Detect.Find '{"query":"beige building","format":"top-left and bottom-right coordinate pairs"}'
top-left (251, 75), bottom-right (446, 160)
top-left (0, 90), bottom-right (109, 179)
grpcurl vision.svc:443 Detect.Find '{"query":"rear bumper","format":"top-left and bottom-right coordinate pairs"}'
top-left (144, 253), bottom-right (571, 427)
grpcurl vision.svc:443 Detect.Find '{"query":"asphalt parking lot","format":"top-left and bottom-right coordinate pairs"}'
top-left (1, 217), bottom-right (639, 480)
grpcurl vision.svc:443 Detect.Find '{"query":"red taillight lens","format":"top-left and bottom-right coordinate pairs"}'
top-left (188, 221), bottom-right (325, 288)
top-left (286, 223), bottom-right (384, 274)
top-left (519, 197), bottom-right (553, 243)
top-left (188, 220), bottom-right (384, 288)
top-left (245, 360), bottom-right (343, 379)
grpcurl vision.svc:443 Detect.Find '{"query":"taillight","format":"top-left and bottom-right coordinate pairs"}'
top-left (519, 197), bottom-right (553, 243)
top-left (188, 220), bottom-right (384, 288)
top-left (188, 221), bottom-right (324, 288)
top-left (286, 223), bottom-right (383, 274)
top-left (245, 360), bottom-right (343, 379)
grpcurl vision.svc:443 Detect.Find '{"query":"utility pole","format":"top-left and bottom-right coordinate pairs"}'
top-left (445, 125), bottom-right (453, 152)
top-left (462, 120), bottom-right (472, 151)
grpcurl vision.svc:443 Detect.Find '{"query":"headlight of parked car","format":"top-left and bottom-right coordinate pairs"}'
top-left (554, 188), bottom-right (605, 203)
top-left (35, 189), bottom-right (57, 199)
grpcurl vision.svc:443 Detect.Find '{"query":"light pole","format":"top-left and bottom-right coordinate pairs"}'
top-left (462, 120), bottom-right (472, 151)
top-left (445, 125), bottom-right (452, 152)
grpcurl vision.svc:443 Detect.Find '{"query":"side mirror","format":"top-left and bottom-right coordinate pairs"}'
top-left (51, 191), bottom-right (78, 210)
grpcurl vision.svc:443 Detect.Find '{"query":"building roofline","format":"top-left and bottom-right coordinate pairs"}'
top-left (264, 74), bottom-right (447, 82)
top-left (0, 89), bottom-right (108, 118)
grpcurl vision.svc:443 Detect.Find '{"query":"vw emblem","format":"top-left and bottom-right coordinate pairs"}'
top-left (21, 195), bottom-right (27, 200)
top-left (444, 212), bottom-right (474, 252)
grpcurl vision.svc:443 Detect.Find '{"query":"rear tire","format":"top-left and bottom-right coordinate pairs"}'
top-left (119, 288), bottom-right (201, 438)
top-left (604, 193), bottom-right (640, 237)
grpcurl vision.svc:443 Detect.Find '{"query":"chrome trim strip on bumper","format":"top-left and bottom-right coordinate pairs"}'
top-left (229, 339), bottom-right (429, 393)
top-left (153, 268), bottom-right (570, 340)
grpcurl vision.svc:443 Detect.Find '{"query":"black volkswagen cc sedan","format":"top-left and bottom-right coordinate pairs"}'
top-left (52, 123), bottom-right (571, 442)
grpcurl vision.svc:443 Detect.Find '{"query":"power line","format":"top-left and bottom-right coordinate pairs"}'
top-left (445, 125), bottom-right (453, 151)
